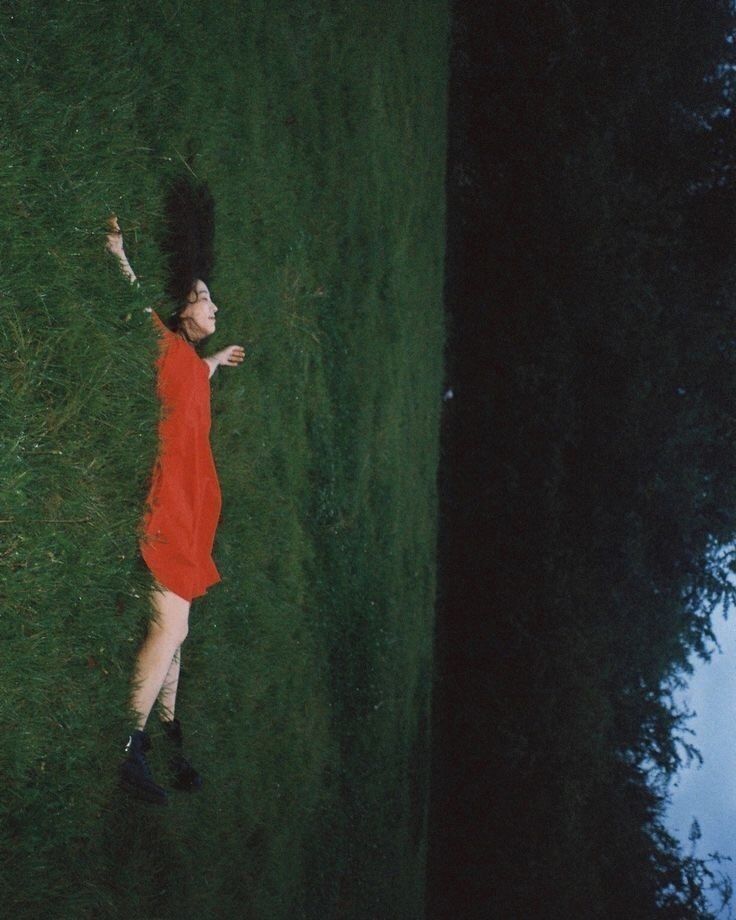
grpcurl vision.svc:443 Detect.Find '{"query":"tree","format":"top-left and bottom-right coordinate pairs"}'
top-left (431, 3), bottom-right (736, 917)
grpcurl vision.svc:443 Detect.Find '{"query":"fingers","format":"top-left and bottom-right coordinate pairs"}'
top-left (226, 346), bottom-right (246, 366)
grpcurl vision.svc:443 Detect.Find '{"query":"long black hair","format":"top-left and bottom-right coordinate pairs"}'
top-left (160, 175), bottom-right (215, 335)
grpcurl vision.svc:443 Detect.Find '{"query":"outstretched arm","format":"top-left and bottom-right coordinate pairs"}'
top-left (203, 345), bottom-right (246, 379)
top-left (106, 214), bottom-right (138, 285)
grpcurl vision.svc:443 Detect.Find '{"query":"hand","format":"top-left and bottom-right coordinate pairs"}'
top-left (216, 345), bottom-right (246, 367)
top-left (105, 214), bottom-right (125, 257)
top-left (106, 213), bottom-right (137, 283)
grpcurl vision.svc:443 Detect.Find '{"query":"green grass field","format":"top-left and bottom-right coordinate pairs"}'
top-left (0, 2), bottom-right (448, 916)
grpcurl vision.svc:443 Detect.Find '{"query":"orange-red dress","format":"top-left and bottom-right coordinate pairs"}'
top-left (139, 310), bottom-right (222, 602)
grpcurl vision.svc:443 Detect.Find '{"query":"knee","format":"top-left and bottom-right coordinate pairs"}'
top-left (173, 621), bottom-right (189, 647)
top-left (150, 616), bottom-right (188, 649)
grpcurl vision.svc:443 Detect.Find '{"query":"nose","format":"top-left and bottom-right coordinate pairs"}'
top-left (212, 303), bottom-right (218, 313)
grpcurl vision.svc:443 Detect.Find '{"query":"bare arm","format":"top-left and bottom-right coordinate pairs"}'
top-left (204, 345), bottom-right (246, 379)
top-left (106, 215), bottom-right (139, 285)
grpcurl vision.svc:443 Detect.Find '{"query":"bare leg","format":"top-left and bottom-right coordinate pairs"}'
top-left (129, 582), bottom-right (190, 731)
top-left (157, 646), bottom-right (182, 722)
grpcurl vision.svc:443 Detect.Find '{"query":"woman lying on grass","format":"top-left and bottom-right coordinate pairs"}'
top-left (106, 178), bottom-right (245, 804)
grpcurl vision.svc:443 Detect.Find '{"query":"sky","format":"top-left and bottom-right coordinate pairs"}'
top-left (667, 602), bottom-right (736, 916)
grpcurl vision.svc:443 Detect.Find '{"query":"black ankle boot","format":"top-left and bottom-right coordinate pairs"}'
top-left (119, 729), bottom-right (168, 805)
top-left (161, 718), bottom-right (203, 791)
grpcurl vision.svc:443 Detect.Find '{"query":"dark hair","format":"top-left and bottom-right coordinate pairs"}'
top-left (160, 175), bottom-right (215, 335)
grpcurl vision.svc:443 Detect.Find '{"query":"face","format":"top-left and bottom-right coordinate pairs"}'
top-left (179, 280), bottom-right (217, 341)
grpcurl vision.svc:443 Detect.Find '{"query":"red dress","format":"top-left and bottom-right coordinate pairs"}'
top-left (139, 311), bottom-right (222, 601)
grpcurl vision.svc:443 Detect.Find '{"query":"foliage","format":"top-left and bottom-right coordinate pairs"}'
top-left (432, 2), bottom-right (736, 917)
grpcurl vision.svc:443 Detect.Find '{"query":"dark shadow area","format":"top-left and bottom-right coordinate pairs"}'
top-left (429, 3), bottom-right (736, 918)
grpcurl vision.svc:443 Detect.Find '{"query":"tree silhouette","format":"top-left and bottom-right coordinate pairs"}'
top-left (431, 3), bottom-right (736, 917)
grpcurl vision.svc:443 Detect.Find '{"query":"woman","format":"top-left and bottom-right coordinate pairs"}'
top-left (106, 180), bottom-right (245, 804)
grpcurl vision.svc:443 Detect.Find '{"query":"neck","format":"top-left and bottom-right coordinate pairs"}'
top-left (176, 318), bottom-right (204, 345)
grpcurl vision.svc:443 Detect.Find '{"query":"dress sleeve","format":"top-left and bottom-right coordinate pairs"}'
top-left (150, 310), bottom-right (177, 358)
top-left (151, 310), bottom-right (169, 335)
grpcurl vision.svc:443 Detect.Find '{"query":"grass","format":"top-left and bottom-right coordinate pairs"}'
top-left (0, 1), bottom-right (448, 917)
